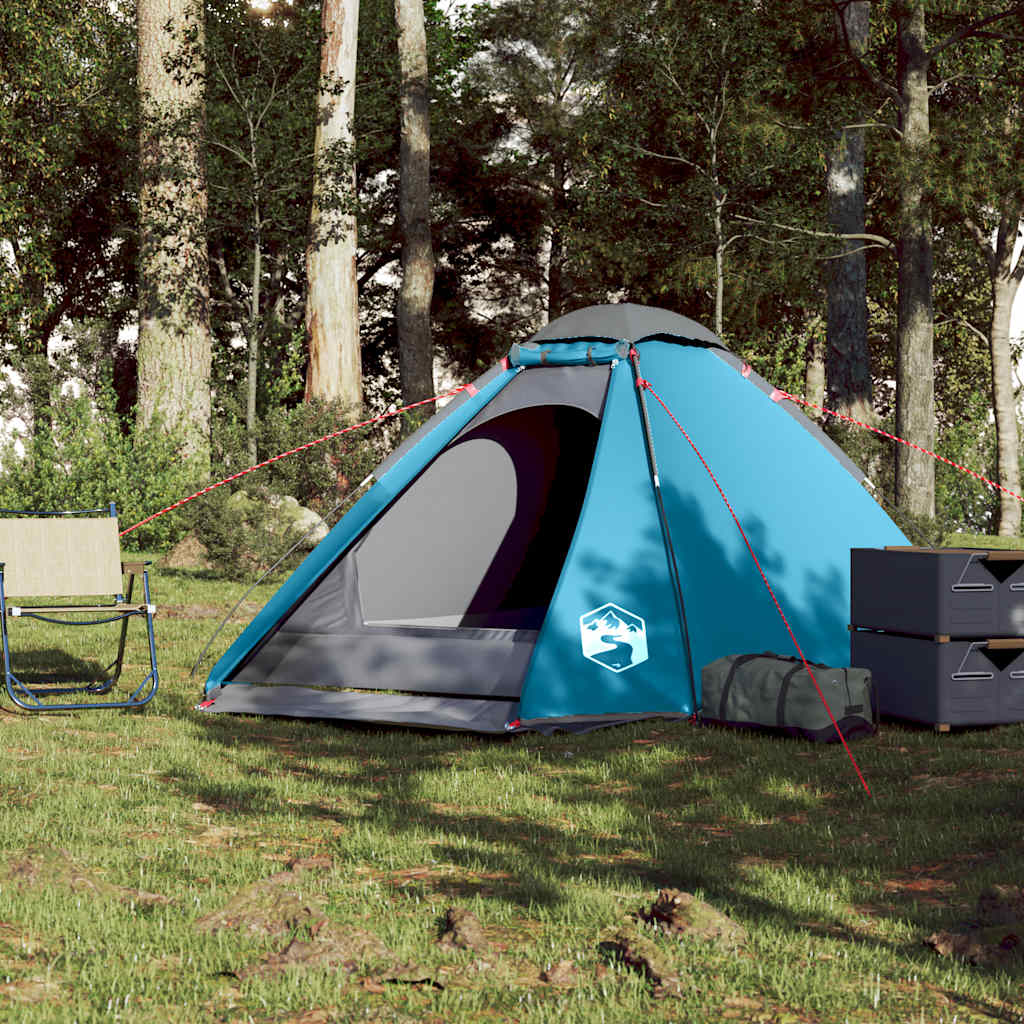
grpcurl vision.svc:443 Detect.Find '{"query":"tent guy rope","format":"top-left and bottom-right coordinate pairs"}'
top-left (118, 386), bottom-right (471, 537)
top-left (776, 390), bottom-right (1024, 506)
top-left (638, 374), bottom-right (874, 797)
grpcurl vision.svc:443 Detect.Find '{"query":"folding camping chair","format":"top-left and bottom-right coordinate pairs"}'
top-left (0, 504), bottom-right (158, 711)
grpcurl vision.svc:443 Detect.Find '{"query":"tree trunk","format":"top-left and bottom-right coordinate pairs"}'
top-left (305, 0), bottom-right (361, 418)
top-left (805, 326), bottom-right (826, 416)
top-left (826, 0), bottom-right (873, 423)
top-left (136, 0), bottom-right (212, 471)
top-left (395, 0), bottom-right (435, 407)
top-left (988, 208), bottom-right (1024, 536)
top-left (894, 2), bottom-right (935, 517)
top-left (547, 224), bottom-right (564, 322)
top-left (248, 210), bottom-right (262, 466)
top-left (713, 192), bottom-right (725, 337)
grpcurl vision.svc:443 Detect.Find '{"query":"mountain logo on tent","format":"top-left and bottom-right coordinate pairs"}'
top-left (579, 603), bottom-right (648, 673)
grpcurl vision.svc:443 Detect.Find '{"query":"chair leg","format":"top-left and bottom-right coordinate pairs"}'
top-left (0, 573), bottom-right (159, 712)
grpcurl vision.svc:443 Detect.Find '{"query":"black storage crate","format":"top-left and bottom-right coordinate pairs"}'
top-left (851, 631), bottom-right (1024, 727)
top-left (850, 546), bottom-right (1024, 638)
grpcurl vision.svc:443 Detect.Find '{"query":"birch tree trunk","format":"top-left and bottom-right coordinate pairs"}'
top-left (894, 2), bottom-right (935, 517)
top-left (395, 0), bottom-right (435, 406)
top-left (826, 0), bottom-right (873, 422)
top-left (137, 0), bottom-right (212, 470)
top-left (972, 206), bottom-right (1024, 535)
top-left (305, 0), bottom-right (362, 418)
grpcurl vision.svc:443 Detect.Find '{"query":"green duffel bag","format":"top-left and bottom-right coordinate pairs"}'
top-left (700, 653), bottom-right (877, 743)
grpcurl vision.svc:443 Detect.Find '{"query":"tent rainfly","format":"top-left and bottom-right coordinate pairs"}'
top-left (199, 304), bottom-right (907, 733)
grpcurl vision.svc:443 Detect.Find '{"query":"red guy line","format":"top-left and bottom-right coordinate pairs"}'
top-left (778, 391), bottom-right (1024, 505)
top-left (641, 380), bottom-right (873, 797)
top-left (119, 386), bottom-right (469, 537)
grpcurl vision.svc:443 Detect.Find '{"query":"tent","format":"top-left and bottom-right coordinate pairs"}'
top-left (199, 304), bottom-right (907, 733)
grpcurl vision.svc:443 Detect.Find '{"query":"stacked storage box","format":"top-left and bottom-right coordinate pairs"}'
top-left (850, 546), bottom-right (1024, 729)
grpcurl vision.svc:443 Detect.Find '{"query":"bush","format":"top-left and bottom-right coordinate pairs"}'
top-left (0, 384), bottom-right (201, 551)
top-left (188, 396), bottom-right (388, 578)
top-left (208, 394), bottom-right (384, 515)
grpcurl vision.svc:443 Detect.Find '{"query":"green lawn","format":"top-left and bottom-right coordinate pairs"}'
top-left (0, 558), bottom-right (1020, 1022)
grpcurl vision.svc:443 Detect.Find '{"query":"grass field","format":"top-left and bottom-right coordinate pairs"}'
top-left (0, 557), bottom-right (1021, 1023)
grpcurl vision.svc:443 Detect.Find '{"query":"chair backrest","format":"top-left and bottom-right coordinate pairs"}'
top-left (0, 517), bottom-right (124, 597)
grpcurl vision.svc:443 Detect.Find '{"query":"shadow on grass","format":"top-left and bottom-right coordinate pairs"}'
top-left (3, 647), bottom-right (112, 685)
top-left (162, 485), bottom-right (1024, 1009)
top-left (170, 702), bottom-right (1024, 997)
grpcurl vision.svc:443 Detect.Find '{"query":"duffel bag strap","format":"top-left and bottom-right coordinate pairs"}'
top-left (775, 662), bottom-right (806, 728)
top-left (720, 654), bottom-right (765, 721)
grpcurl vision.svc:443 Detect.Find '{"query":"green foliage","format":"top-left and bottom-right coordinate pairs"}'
top-left (0, 384), bottom-right (199, 552)
top-left (0, 1), bottom-right (137, 360)
top-left (189, 395), bottom-right (386, 577)
top-left (203, 0), bottom-right (324, 412)
top-left (731, 325), bottom-right (809, 398)
top-left (209, 394), bottom-right (383, 513)
top-left (185, 485), bottom-right (303, 581)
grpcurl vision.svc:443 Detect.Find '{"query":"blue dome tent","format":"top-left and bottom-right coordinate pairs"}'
top-left (199, 304), bottom-right (907, 732)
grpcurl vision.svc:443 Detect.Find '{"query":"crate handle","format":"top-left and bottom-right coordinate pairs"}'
top-left (951, 553), bottom-right (994, 593)
top-left (951, 641), bottom-right (994, 681)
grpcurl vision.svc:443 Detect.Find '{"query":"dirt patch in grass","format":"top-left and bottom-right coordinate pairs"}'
top-left (437, 907), bottom-right (488, 951)
top-left (910, 769), bottom-right (1020, 790)
top-left (0, 975), bottom-right (66, 1004)
top-left (925, 884), bottom-right (1024, 968)
top-left (194, 858), bottom-right (334, 937)
top-left (0, 920), bottom-right (60, 974)
top-left (160, 602), bottom-right (263, 621)
top-left (4, 848), bottom-right (169, 906)
top-left (370, 862), bottom-right (519, 902)
top-left (598, 926), bottom-right (683, 998)
top-left (638, 888), bottom-right (748, 949)
top-left (235, 923), bottom-right (393, 980)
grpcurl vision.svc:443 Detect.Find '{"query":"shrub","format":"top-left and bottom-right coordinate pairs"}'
top-left (208, 393), bottom-right (383, 515)
top-left (188, 396), bottom-right (387, 577)
top-left (0, 384), bottom-right (200, 551)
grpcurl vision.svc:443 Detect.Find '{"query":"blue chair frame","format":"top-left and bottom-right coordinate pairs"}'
top-left (0, 504), bottom-right (158, 711)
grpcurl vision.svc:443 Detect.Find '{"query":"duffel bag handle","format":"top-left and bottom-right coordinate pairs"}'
top-left (719, 654), bottom-right (766, 721)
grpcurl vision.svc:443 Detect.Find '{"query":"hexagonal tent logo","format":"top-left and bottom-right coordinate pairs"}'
top-left (579, 603), bottom-right (648, 673)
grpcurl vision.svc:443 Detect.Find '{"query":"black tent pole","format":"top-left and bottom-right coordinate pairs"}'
top-left (627, 347), bottom-right (699, 716)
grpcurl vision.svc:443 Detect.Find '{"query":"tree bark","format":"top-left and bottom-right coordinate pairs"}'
top-left (136, 0), bottom-right (212, 471)
top-left (305, 0), bottom-right (362, 418)
top-left (894, 1), bottom-right (935, 517)
top-left (981, 206), bottom-right (1024, 535)
top-left (395, 0), bottom-right (435, 407)
top-left (805, 326), bottom-right (826, 416)
top-left (826, 0), bottom-right (873, 423)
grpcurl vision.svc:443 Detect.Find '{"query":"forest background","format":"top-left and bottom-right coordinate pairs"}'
top-left (2, 0), bottom-right (1024, 561)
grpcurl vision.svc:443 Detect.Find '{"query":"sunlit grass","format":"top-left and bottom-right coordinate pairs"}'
top-left (0, 559), bottom-right (1018, 1021)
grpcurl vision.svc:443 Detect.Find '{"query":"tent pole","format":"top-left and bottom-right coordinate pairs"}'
top-left (628, 348), bottom-right (699, 715)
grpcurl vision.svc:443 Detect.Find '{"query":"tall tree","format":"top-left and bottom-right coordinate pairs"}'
top-left (0, 1), bottom-right (137, 432)
top-left (305, 0), bottom-right (362, 418)
top-left (394, 0), bottom-right (435, 407)
top-left (893, 2), bottom-right (935, 517)
top-left (205, 0), bottom-right (323, 462)
top-left (469, 0), bottom-right (612, 324)
top-left (576, 0), bottom-right (818, 338)
top-left (137, 0), bottom-right (213, 467)
top-left (970, 205), bottom-right (1024, 533)
top-left (940, 28), bottom-right (1024, 535)
top-left (826, 1), bottom-right (873, 422)
top-left (836, 0), bottom-right (1024, 519)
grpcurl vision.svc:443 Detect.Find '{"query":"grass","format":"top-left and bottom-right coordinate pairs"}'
top-left (0, 555), bottom-right (1020, 1022)
top-left (945, 534), bottom-right (1024, 551)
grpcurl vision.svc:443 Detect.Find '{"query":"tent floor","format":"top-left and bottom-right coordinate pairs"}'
top-left (199, 684), bottom-right (517, 733)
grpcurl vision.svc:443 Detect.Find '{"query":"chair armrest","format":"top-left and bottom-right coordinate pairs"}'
top-left (122, 561), bottom-right (153, 574)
